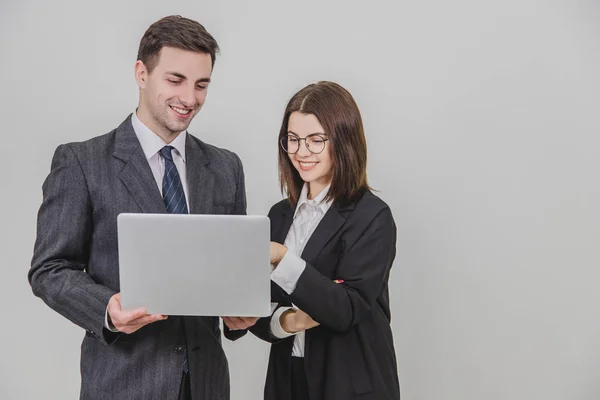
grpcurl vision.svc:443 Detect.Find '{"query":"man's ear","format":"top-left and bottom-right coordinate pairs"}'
top-left (134, 60), bottom-right (148, 89)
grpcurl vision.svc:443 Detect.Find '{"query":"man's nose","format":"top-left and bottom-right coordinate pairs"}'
top-left (178, 84), bottom-right (197, 108)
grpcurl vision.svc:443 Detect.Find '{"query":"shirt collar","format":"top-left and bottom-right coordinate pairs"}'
top-left (131, 111), bottom-right (187, 162)
top-left (294, 183), bottom-right (332, 218)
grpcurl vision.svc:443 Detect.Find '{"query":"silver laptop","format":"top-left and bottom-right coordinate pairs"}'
top-left (117, 213), bottom-right (272, 317)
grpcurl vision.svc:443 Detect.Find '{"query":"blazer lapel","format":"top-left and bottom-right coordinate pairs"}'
top-left (113, 115), bottom-right (165, 213)
top-left (270, 204), bottom-right (295, 303)
top-left (300, 201), bottom-right (356, 266)
top-left (274, 205), bottom-right (294, 243)
top-left (185, 134), bottom-right (213, 214)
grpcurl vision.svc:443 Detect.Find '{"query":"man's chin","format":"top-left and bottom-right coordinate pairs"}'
top-left (165, 120), bottom-right (191, 134)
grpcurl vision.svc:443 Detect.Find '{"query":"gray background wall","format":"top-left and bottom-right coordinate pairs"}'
top-left (1, 0), bottom-right (599, 399)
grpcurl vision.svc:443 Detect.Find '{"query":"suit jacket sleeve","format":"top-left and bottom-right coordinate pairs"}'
top-left (287, 206), bottom-right (396, 333)
top-left (29, 144), bottom-right (118, 344)
top-left (248, 302), bottom-right (293, 344)
top-left (223, 152), bottom-right (250, 341)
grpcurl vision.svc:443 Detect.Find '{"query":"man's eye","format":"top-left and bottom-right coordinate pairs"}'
top-left (168, 80), bottom-right (181, 84)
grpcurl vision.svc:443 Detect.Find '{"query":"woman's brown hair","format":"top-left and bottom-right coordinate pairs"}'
top-left (278, 81), bottom-right (370, 207)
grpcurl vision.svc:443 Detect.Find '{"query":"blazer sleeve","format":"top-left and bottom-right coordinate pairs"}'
top-left (287, 206), bottom-right (397, 333)
top-left (249, 303), bottom-right (293, 344)
top-left (28, 144), bottom-right (118, 344)
top-left (223, 152), bottom-right (250, 341)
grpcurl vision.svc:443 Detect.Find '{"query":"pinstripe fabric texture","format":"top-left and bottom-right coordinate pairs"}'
top-left (29, 115), bottom-right (248, 399)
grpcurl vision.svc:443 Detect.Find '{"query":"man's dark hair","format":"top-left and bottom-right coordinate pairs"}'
top-left (137, 15), bottom-right (219, 73)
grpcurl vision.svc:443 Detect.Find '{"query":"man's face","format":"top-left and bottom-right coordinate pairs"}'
top-left (136, 46), bottom-right (213, 139)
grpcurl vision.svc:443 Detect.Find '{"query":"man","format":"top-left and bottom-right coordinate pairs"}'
top-left (29, 15), bottom-right (257, 400)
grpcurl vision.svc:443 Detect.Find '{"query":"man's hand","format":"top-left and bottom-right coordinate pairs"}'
top-left (107, 293), bottom-right (167, 334)
top-left (281, 308), bottom-right (320, 333)
top-left (222, 317), bottom-right (259, 331)
top-left (270, 242), bottom-right (288, 267)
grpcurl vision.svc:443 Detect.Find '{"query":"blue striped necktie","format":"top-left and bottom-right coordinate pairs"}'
top-left (160, 146), bottom-right (189, 215)
top-left (159, 145), bottom-right (189, 374)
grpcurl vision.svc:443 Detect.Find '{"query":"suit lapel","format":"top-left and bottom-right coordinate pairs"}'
top-left (113, 115), bottom-right (165, 213)
top-left (270, 204), bottom-right (295, 303)
top-left (185, 134), bottom-right (212, 214)
top-left (274, 205), bottom-right (294, 243)
top-left (300, 204), bottom-right (349, 266)
top-left (274, 197), bottom-right (357, 266)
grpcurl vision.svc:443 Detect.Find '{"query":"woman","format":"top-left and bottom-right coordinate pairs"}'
top-left (250, 81), bottom-right (400, 400)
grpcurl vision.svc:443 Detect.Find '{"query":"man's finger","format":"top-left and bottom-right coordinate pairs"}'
top-left (117, 314), bottom-right (165, 332)
top-left (129, 313), bottom-right (167, 325)
top-left (239, 317), bottom-right (258, 327)
top-left (134, 315), bottom-right (163, 326)
top-left (119, 307), bottom-right (148, 322)
top-left (111, 307), bottom-right (148, 326)
top-left (222, 317), bottom-right (244, 330)
top-left (225, 316), bottom-right (258, 330)
top-left (222, 317), bottom-right (240, 329)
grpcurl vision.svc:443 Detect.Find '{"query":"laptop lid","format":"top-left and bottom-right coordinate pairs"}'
top-left (117, 213), bottom-right (271, 317)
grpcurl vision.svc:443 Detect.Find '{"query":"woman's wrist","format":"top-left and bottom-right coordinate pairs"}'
top-left (280, 309), bottom-right (299, 333)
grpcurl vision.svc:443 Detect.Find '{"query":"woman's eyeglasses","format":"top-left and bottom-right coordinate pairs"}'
top-left (280, 133), bottom-right (329, 154)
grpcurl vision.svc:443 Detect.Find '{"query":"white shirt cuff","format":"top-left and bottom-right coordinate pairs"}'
top-left (104, 306), bottom-right (119, 332)
top-left (270, 251), bottom-right (306, 294)
top-left (270, 306), bottom-right (297, 339)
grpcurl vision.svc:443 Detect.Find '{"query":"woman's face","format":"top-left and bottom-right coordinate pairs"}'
top-left (286, 112), bottom-right (333, 197)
